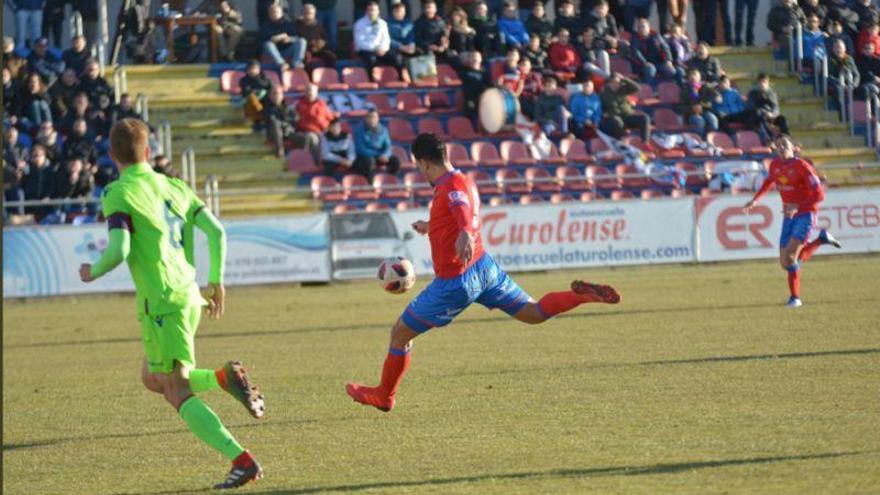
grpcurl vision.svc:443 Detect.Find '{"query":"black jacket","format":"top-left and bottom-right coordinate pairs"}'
top-left (414, 15), bottom-right (446, 53)
top-left (61, 134), bottom-right (99, 165)
top-left (62, 48), bottom-right (90, 77)
top-left (767, 3), bottom-right (807, 36)
top-left (240, 73), bottom-right (272, 99)
top-left (23, 162), bottom-right (58, 200)
top-left (80, 75), bottom-right (114, 111)
top-left (259, 18), bottom-right (297, 48)
top-left (686, 55), bottom-right (724, 83)
top-left (747, 86), bottom-right (781, 117)
top-left (472, 17), bottom-right (501, 56)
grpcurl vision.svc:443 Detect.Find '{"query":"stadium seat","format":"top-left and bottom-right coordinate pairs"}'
top-left (586, 165), bottom-right (618, 190)
top-left (700, 187), bottom-right (718, 197)
top-left (670, 189), bottom-right (690, 198)
top-left (263, 70), bottom-right (282, 89)
top-left (609, 58), bottom-right (635, 77)
top-left (396, 201), bottom-right (416, 211)
top-left (310, 176), bottom-right (345, 201)
top-left (653, 108), bottom-right (685, 132)
top-left (730, 185), bottom-right (752, 195)
top-left (396, 92), bottom-right (429, 115)
top-left (404, 171), bottom-right (433, 199)
top-left (589, 137), bottom-right (623, 161)
top-left (641, 189), bottom-right (665, 199)
top-left (283, 68), bottom-right (310, 91)
top-left (525, 167), bottom-right (561, 193)
top-left (541, 142), bottom-right (568, 165)
top-left (519, 195), bottom-right (544, 204)
top-left (437, 64), bottom-right (463, 86)
top-left (342, 174), bottom-right (380, 200)
top-left (550, 193), bottom-right (576, 203)
top-left (616, 164), bottom-right (653, 189)
top-left (342, 67), bottom-right (379, 90)
top-left (611, 190), bottom-right (635, 201)
top-left (365, 93), bottom-right (396, 114)
top-left (500, 140), bottom-right (538, 166)
top-left (637, 83), bottom-right (660, 106)
top-left (312, 67), bottom-right (348, 90)
top-left (447, 116), bottom-right (480, 140)
top-left (580, 191), bottom-right (600, 202)
top-left (707, 132), bottom-right (745, 157)
top-left (417, 117), bottom-right (448, 138)
top-left (333, 203), bottom-right (358, 213)
top-left (853, 100), bottom-right (868, 124)
top-left (496, 169), bottom-right (531, 195)
top-left (446, 142), bottom-right (477, 168)
top-left (556, 165), bottom-right (591, 191)
top-left (392, 145), bottom-right (416, 170)
top-left (489, 59), bottom-right (507, 81)
top-left (468, 170), bottom-right (502, 195)
top-left (388, 118), bottom-right (416, 142)
top-left (373, 172), bottom-right (410, 199)
top-left (425, 91), bottom-right (457, 113)
top-left (657, 82), bottom-right (680, 105)
top-left (735, 130), bottom-right (772, 154)
top-left (682, 132), bottom-right (713, 158)
top-left (404, 66), bottom-right (440, 88)
top-left (470, 141), bottom-right (507, 168)
top-left (372, 66), bottom-right (409, 88)
top-left (220, 70), bottom-right (244, 94)
top-left (365, 201), bottom-right (391, 211)
top-left (287, 149), bottom-right (321, 174)
top-left (674, 161), bottom-right (708, 188)
top-left (559, 137), bottom-right (595, 164)
top-left (488, 196), bottom-right (512, 206)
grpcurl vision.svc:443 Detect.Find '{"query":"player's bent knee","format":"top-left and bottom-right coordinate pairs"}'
top-left (389, 319), bottom-right (419, 350)
top-left (513, 303), bottom-right (549, 325)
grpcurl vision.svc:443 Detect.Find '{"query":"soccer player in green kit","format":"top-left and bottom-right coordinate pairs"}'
top-left (79, 119), bottom-right (265, 489)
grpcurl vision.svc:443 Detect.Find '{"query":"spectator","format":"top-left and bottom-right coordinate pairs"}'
top-left (312, 0), bottom-right (339, 50)
top-left (260, 3), bottom-right (307, 72)
top-left (680, 68), bottom-right (719, 135)
top-left (518, 58), bottom-right (543, 118)
top-left (3, 67), bottom-right (23, 119)
top-left (195, 0), bottom-right (243, 61)
top-left (79, 59), bottom-right (114, 112)
top-left (854, 0), bottom-right (880, 29)
top-left (354, 109), bottom-right (399, 179)
top-left (152, 154), bottom-right (179, 178)
top-left (42, 0), bottom-right (66, 47)
top-left (239, 60), bottom-right (273, 127)
top-left (448, 7), bottom-right (476, 59)
top-left (800, 0), bottom-right (827, 28)
top-left (263, 86), bottom-right (297, 158)
top-left (549, 27), bottom-right (581, 81)
top-left (658, 0), bottom-right (689, 32)
top-left (498, 2), bottom-right (529, 48)
top-left (60, 91), bottom-right (105, 137)
top-left (734, 0), bottom-right (759, 46)
top-left (578, 26), bottom-right (612, 82)
top-left (525, 2), bottom-right (554, 47)
top-left (555, 0), bottom-right (583, 38)
top-left (583, 0), bottom-right (619, 51)
top-left (61, 118), bottom-right (98, 166)
top-left (21, 72), bottom-right (53, 131)
top-left (687, 42), bottom-right (724, 84)
top-left (624, 0), bottom-right (652, 33)
top-left (802, 14), bottom-right (828, 64)
top-left (856, 40), bottom-right (880, 97)
top-left (354, 1), bottom-right (395, 70)
top-left (533, 77), bottom-right (569, 135)
top-left (414, 0), bottom-right (449, 59)
top-left (856, 21), bottom-right (880, 56)
top-left (35, 121), bottom-right (62, 163)
top-left (12, 0), bottom-right (45, 49)
top-left (55, 157), bottom-right (94, 202)
top-left (295, 3), bottom-right (337, 69)
top-left (121, 0), bottom-right (153, 64)
top-left (471, 2), bottom-right (502, 57)
top-left (388, 1), bottom-right (416, 68)
top-left (827, 38), bottom-right (860, 110)
top-left (63, 35), bottom-right (90, 77)
top-left (320, 118), bottom-right (356, 176)
top-left (701, 0), bottom-right (733, 46)
top-left (569, 78), bottom-right (602, 139)
top-left (827, 19), bottom-right (855, 55)
top-left (293, 83), bottom-right (336, 161)
top-left (459, 50), bottom-right (490, 122)
top-left (72, 0), bottom-right (99, 48)
top-left (496, 47), bottom-right (522, 92)
top-left (3, 37), bottom-right (28, 79)
top-left (27, 37), bottom-right (65, 86)
top-left (630, 18), bottom-right (677, 83)
top-left (524, 33), bottom-right (549, 72)
top-left (665, 22), bottom-right (693, 68)
top-left (599, 73), bottom-right (651, 141)
top-left (109, 93), bottom-right (144, 126)
top-left (747, 73), bottom-right (790, 136)
top-left (22, 144), bottom-right (58, 216)
top-left (4, 127), bottom-right (30, 171)
top-left (257, 0), bottom-right (276, 28)
top-left (767, 0), bottom-right (806, 57)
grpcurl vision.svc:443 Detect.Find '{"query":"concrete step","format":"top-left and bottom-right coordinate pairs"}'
top-left (805, 146), bottom-right (877, 164)
top-left (152, 105), bottom-right (241, 120)
top-left (110, 64), bottom-right (210, 80)
top-left (793, 134), bottom-right (867, 149)
top-left (191, 156), bottom-right (287, 180)
top-left (148, 96), bottom-right (231, 109)
top-left (172, 125), bottom-right (255, 139)
top-left (219, 198), bottom-right (318, 218)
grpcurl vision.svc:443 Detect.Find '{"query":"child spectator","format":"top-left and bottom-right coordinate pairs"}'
top-left (569, 79), bottom-right (602, 139)
top-left (549, 27), bottom-right (581, 81)
top-left (239, 60), bottom-right (273, 128)
top-left (498, 2), bottom-right (530, 48)
top-left (518, 58), bottom-right (543, 118)
top-left (856, 21), bottom-right (880, 56)
top-left (665, 22), bottom-right (693, 68)
top-left (687, 42), bottom-right (724, 84)
top-left (629, 17), bottom-right (677, 83)
top-left (320, 118), bottom-right (356, 176)
top-left (496, 47), bottom-right (522, 92)
top-left (525, 2), bottom-right (553, 47)
top-left (679, 68), bottom-right (719, 135)
top-left (524, 33), bottom-right (549, 72)
top-left (533, 77), bottom-right (569, 136)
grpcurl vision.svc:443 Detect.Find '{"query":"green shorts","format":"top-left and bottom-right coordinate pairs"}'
top-left (139, 305), bottom-right (202, 373)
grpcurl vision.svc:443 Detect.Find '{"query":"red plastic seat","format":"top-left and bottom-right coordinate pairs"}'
top-left (707, 131), bottom-right (745, 157)
top-left (287, 149), bottom-right (321, 174)
top-left (670, 189), bottom-right (690, 198)
top-left (373, 172), bottom-right (410, 199)
top-left (312, 67), bottom-right (348, 90)
top-left (488, 196), bottom-right (512, 206)
top-left (263, 70), bottom-right (282, 89)
top-left (447, 116), bottom-right (480, 140)
top-left (496, 169), bottom-right (531, 195)
top-left (372, 66), bottom-right (409, 89)
top-left (700, 187), bottom-right (718, 197)
top-left (283, 68), bottom-right (310, 91)
top-left (657, 82), bottom-right (680, 105)
top-left (609, 58), bottom-right (634, 77)
top-left (342, 67), bottom-right (378, 90)
top-left (586, 165), bottom-right (618, 190)
top-left (388, 118), bottom-right (416, 142)
top-left (220, 70), bottom-right (244, 94)
top-left (310, 176), bottom-right (345, 201)
top-left (417, 117), bottom-right (448, 138)
top-left (333, 203), bottom-right (358, 213)
top-left (404, 171), bottom-right (433, 199)
top-left (559, 137), bottom-right (594, 164)
top-left (446, 142), bottom-right (477, 168)
top-left (500, 140), bottom-right (538, 166)
top-left (425, 91), bottom-right (457, 113)
top-left (853, 100), bottom-right (868, 124)
top-left (641, 189), bottom-right (665, 199)
top-left (616, 164), bottom-right (652, 189)
top-left (396, 92), bottom-right (429, 115)
top-left (396, 201), bottom-right (416, 211)
top-left (735, 130), bottom-right (772, 154)
top-left (437, 64), bottom-right (462, 86)
top-left (556, 165), bottom-right (591, 191)
top-left (525, 167), bottom-right (561, 193)
top-left (470, 141), bottom-right (507, 168)
top-left (675, 161), bottom-right (708, 188)
top-left (580, 191), bottom-right (601, 202)
top-left (365, 201), bottom-right (391, 211)
top-left (550, 192), bottom-right (576, 203)
top-left (589, 137), bottom-right (623, 161)
top-left (404, 66), bottom-right (439, 88)
top-left (653, 108), bottom-right (685, 132)
top-left (637, 83), bottom-right (660, 106)
top-left (366, 93), bottom-right (396, 114)
top-left (611, 190), bottom-right (636, 201)
top-left (467, 170), bottom-right (502, 195)
top-left (540, 142), bottom-right (568, 165)
top-left (342, 174), bottom-right (380, 200)
top-left (392, 145), bottom-right (416, 170)
top-left (682, 132), bottom-right (712, 158)
top-left (519, 195), bottom-right (543, 204)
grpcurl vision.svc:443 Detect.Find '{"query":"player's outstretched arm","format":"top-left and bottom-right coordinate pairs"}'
top-left (81, 228), bottom-right (131, 282)
top-left (411, 220), bottom-right (429, 235)
top-left (194, 208), bottom-right (227, 319)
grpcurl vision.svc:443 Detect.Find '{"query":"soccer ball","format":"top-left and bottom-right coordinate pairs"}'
top-left (377, 257), bottom-right (416, 294)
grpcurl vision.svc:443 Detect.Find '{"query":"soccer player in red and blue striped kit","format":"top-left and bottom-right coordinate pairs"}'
top-left (744, 134), bottom-right (842, 308)
top-left (345, 133), bottom-right (621, 412)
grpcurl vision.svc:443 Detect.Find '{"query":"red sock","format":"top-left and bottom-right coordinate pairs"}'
top-left (380, 348), bottom-right (411, 398)
top-left (538, 291), bottom-right (583, 317)
top-left (215, 368), bottom-right (227, 389)
top-left (787, 269), bottom-right (801, 298)
top-left (799, 239), bottom-right (822, 263)
top-left (233, 450), bottom-right (254, 468)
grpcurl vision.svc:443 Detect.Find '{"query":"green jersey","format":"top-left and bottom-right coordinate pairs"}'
top-left (101, 162), bottom-right (207, 315)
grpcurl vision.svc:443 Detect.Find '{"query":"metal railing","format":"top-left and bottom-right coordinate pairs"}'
top-left (135, 94), bottom-right (150, 122)
top-left (869, 94), bottom-right (880, 148)
top-left (814, 50), bottom-right (828, 100)
top-left (112, 66), bottom-right (128, 104)
top-left (181, 148), bottom-right (197, 191)
top-left (204, 175), bottom-right (220, 217)
top-left (788, 21), bottom-right (804, 74)
top-left (156, 120), bottom-right (172, 157)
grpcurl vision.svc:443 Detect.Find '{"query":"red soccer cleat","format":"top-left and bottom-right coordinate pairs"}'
top-left (214, 450), bottom-right (263, 489)
top-left (571, 280), bottom-right (621, 304)
top-left (345, 383), bottom-right (394, 412)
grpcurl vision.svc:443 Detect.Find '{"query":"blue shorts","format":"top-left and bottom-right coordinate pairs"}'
top-left (401, 253), bottom-right (531, 333)
top-left (780, 212), bottom-right (816, 247)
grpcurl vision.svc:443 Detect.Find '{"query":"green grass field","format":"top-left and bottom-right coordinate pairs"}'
top-left (4, 255), bottom-right (880, 495)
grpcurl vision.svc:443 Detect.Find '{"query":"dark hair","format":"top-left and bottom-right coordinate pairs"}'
top-left (757, 72), bottom-right (769, 81)
top-left (247, 59), bottom-right (260, 69)
top-left (412, 133), bottom-right (446, 164)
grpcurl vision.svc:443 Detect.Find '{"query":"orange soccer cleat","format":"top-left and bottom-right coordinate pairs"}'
top-left (345, 383), bottom-right (394, 412)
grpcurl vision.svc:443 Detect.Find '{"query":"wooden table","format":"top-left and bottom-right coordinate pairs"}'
top-left (153, 15), bottom-right (218, 63)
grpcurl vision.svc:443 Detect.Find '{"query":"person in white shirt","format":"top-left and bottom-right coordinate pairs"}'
top-left (353, 1), bottom-right (396, 72)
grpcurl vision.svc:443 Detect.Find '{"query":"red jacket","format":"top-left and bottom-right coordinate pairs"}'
top-left (549, 42), bottom-right (581, 72)
top-left (856, 29), bottom-right (880, 57)
top-left (294, 97), bottom-right (335, 133)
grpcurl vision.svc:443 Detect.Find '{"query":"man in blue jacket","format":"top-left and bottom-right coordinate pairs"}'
top-left (12, 0), bottom-right (45, 49)
top-left (354, 109), bottom-right (400, 179)
top-left (388, 1), bottom-right (415, 69)
top-left (569, 79), bottom-right (602, 139)
top-left (499, 2), bottom-right (530, 48)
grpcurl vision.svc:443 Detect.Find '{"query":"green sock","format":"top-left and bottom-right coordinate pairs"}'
top-left (190, 369), bottom-right (220, 393)
top-left (179, 396), bottom-right (245, 460)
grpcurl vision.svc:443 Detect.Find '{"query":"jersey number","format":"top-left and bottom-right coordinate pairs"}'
top-left (164, 201), bottom-right (185, 249)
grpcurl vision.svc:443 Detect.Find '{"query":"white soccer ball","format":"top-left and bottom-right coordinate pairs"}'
top-left (377, 257), bottom-right (416, 294)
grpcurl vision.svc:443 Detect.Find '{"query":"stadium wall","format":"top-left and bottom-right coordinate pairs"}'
top-left (3, 188), bottom-right (878, 298)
